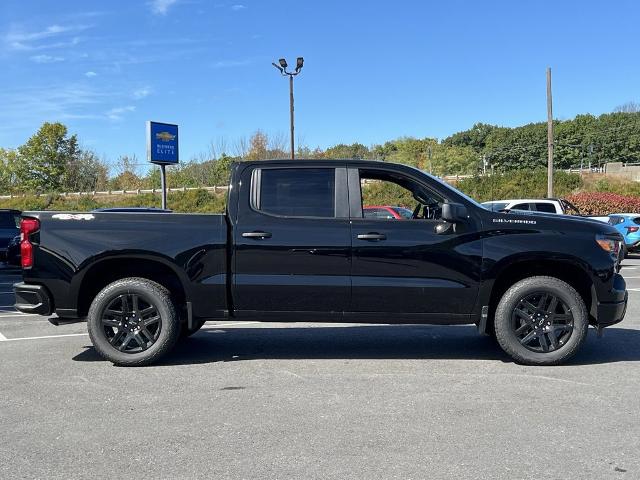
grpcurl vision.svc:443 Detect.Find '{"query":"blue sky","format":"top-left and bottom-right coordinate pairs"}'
top-left (1, 0), bottom-right (639, 169)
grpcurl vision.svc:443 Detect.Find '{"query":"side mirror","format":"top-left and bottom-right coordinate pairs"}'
top-left (441, 202), bottom-right (468, 222)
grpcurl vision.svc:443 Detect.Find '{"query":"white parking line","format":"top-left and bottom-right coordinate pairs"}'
top-left (627, 288), bottom-right (640, 292)
top-left (0, 331), bottom-right (7, 341)
top-left (0, 312), bottom-right (40, 318)
top-left (0, 333), bottom-right (88, 342)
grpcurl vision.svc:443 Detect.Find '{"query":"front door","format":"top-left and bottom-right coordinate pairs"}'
top-left (232, 165), bottom-right (351, 319)
top-left (348, 166), bottom-right (482, 321)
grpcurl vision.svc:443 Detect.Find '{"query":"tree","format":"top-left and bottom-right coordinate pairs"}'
top-left (0, 148), bottom-right (19, 194)
top-left (16, 122), bottom-right (80, 192)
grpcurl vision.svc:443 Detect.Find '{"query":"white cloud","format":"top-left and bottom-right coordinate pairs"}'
top-left (231, 4), bottom-right (247, 11)
top-left (212, 58), bottom-right (252, 68)
top-left (85, 71), bottom-right (97, 77)
top-left (5, 24), bottom-right (89, 50)
top-left (150, 0), bottom-right (179, 15)
top-left (30, 54), bottom-right (64, 63)
top-left (106, 105), bottom-right (136, 121)
top-left (132, 87), bottom-right (152, 99)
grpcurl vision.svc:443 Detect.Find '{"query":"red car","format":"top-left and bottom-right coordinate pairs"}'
top-left (363, 205), bottom-right (413, 220)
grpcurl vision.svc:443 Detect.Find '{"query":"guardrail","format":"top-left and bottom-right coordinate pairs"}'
top-left (0, 185), bottom-right (230, 200)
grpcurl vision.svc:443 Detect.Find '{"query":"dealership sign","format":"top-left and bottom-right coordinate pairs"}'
top-left (146, 121), bottom-right (179, 164)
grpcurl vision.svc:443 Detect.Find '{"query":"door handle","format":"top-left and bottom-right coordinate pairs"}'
top-left (242, 231), bottom-right (272, 239)
top-left (356, 233), bottom-right (386, 241)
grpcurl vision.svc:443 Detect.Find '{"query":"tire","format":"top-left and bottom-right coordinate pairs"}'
top-left (180, 318), bottom-right (207, 339)
top-left (494, 276), bottom-right (588, 366)
top-left (87, 277), bottom-right (180, 366)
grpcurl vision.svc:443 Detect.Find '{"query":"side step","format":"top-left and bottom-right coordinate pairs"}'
top-left (48, 317), bottom-right (86, 326)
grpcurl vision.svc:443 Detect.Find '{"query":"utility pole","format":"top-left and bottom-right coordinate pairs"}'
top-left (272, 57), bottom-right (304, 160)
top-left (546, 67), bottom-right (554, 198)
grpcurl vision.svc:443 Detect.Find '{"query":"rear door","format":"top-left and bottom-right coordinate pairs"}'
top-left (232, 165), bottom-right (351, 319)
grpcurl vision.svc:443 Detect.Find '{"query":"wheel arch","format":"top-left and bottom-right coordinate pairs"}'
top-left (74, 254), bottom-right (190, 318)
top-left (481, 256), bottom-right (595, 334)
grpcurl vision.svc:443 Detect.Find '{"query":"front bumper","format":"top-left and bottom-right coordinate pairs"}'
top-left (594, 273), bottom-right (627, 327)
top-left (13, 282), bottom-right (52, 316)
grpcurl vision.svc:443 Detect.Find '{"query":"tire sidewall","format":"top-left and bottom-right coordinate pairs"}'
top-left (495, 277), bottom-right (588, 365)
top-left (88, 278), bottom-right (179, 366)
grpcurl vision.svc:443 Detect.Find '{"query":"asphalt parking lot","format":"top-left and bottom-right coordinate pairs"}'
top-left (1, 263), bottom-right (640, 479)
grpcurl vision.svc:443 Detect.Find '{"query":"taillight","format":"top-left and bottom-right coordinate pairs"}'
top-left (20, 218), bottom-right (40, 269)
top-left (626, 226), bottom-right (639, 234)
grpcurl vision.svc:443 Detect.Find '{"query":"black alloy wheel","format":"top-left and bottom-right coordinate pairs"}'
top-left (511, 292), bottom-right (574, 353)
top-left (101, 293), bottom-right (161, 353)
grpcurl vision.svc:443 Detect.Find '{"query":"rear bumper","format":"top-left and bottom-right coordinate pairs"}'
top-left (13, 282), bottom-right (52, 316)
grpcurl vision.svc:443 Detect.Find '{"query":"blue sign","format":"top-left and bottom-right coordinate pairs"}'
top-left (147, 121), bottom-right (179, 164)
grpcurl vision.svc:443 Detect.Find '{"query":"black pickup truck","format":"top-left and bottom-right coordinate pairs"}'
top-left (14, 160), bottom-right (627, 366)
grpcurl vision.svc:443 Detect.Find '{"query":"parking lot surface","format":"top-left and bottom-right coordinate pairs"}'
top-left (1, 261), bottom-right (640, 479)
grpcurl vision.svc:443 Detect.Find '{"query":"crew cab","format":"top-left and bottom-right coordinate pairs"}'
top-left (14, 160), bottom-right (627, 366)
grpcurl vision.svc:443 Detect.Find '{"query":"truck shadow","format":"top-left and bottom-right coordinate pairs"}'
top-left (73, 325), bottom-right (640, 366)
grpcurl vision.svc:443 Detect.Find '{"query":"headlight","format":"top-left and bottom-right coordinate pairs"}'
top-left (595, 234), bottom-right (621, 254)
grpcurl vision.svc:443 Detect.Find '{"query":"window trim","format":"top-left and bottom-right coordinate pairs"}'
top-left (249, 166), bottom-right (348, 220)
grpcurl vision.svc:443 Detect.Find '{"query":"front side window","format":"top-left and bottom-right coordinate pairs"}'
top-left (359, 169), bottom-right (444, 221)
top-left (257, 168), bottom-right (335, 218)
top-left (511, 203), bottom-right (530, 211)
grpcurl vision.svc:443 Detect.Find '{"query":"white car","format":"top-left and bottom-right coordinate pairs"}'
top-left (482, 198), bottom-right (580, 215)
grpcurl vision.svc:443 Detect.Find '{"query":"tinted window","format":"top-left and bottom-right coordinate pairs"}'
top-left (511, 203), bottom-right (530, 211)
top-left (609, 216), bottom-right (624, 225)
top-left (259, 168), bottom-right (335, 218)
top-left (535, 203), bottom-right (557, 213)
top-left (633, 217), bottom-right (640, 225)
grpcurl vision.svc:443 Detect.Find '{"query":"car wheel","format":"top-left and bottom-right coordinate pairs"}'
top-left (87, 277), bottom-right (180, 366)
top-left (494, 276), bottom-right (588, 366)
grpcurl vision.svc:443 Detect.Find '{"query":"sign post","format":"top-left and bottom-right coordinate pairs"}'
top-left (146, 121), bottom-right (179, 209)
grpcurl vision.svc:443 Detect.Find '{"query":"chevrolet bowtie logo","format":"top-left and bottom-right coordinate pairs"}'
top-left (155, 131), bottom-right (176, 142)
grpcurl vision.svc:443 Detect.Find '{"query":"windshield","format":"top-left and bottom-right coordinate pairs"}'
top-left (416, 169), bottom-right (484, 208)
top-left (481, 202), bottom-right (509, 212)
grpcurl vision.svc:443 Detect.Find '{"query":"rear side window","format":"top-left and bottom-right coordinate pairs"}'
top-left (609, 216), bottom-right (624, 225)
top-left (534, 203), bottom-right (557, 213)
top-left (633, 217), bottom-right (640, 226)
top-left (257, 168), bottom-right (335, 218)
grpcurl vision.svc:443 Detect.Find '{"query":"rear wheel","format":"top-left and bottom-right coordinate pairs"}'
top-left (87, 277), bottom-right (180, 366)
top-left (494, 276), bottom-right (588, 365)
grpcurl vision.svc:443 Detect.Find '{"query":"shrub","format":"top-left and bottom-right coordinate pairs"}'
top-left (566, 192), bottom-right (640, 215)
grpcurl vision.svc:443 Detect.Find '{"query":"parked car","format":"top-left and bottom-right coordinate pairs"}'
top-left (14, 160), bottom-right (627, 366)
top-left (481, 198), bottom-right (581, 215)
top-left (363, 205), bottom-right (413, 219)
top-left (608, 214), bottom-right (640, 256)
top-left (6, 234), bottom-right (20, 266)
top-left (0, 209), bottom-right (20, 261)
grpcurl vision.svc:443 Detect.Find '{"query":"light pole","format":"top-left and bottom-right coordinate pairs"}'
top-left (272, 57), bottom-right (304, 159)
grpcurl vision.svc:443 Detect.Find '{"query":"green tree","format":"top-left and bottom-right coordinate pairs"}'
top-left (16, 122), bottom-right (80, 192)
top-left (0, 148), bottom-right (19, 194)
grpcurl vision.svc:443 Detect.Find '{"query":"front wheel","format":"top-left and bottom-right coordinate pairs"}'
top-left (87, 277), bottom-right (180, 366)
top-left (494, 276), bottom-right (588, 366)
